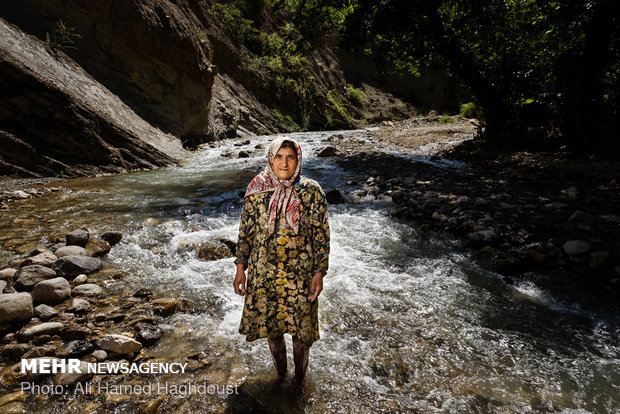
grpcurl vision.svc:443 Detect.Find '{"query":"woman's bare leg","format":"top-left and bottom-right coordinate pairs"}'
top-left (268, 336), bottom-right (287, 382)
top-left (292, 336), bottom-right (309, 383)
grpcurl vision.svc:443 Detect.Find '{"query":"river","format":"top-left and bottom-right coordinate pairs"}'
top-left (1, 131), bottom-right (618, 413)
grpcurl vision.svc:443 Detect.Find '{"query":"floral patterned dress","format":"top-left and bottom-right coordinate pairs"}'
top-left (235, 177), bottom-right (330, 347)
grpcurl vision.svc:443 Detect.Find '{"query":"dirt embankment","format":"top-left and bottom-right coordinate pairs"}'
top-left (331, 117), bottom-right (620, 313)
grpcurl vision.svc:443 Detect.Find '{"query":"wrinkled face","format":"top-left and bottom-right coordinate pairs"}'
top-left (272, 146), bottom-right (298, 180)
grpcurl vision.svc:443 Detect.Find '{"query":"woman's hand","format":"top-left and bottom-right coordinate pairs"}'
top-left (308, 272), bottom-right (324, 302)
top-left (233, 264), bottom-right (246, 296)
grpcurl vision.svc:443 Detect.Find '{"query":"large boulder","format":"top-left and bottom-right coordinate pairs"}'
top-left (13, 265), bottom-right (57, 291)
top-left (52, 256), bottom-right (102, 278)
top-left (99, 334), bottom-right (142, 354)
top-left (32, 277), bottom-right (71, 304)
top-left (0, 292), bottom-right (33, 323)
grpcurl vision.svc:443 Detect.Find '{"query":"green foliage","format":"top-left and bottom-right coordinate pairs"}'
top-left (45, 20), bottom-right (81, 50)
top-left (271, 109), bottom-right (299, 131)
top-left (327, 89), bottom-right (352, 122)
top-left (459, 102), bottom-right (481, 119)
top-left (210, 2), bottom-right (258, 42)
top-left (346, 84), bottom-right (367, 107)
top-left (439, 114), bottom-right (455, 124)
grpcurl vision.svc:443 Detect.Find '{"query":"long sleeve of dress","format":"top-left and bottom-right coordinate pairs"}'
top-left (235, 196), bottom-right (257, 267)
top-left (311, 187), bottom-right (330, 276)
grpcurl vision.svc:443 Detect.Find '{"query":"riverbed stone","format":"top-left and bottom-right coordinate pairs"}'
top-left (317, 146), bottom-right (338, 157)
top-left (326, 189), bottom-right (345, 204)
top-left (0, 280), bottom-right (6, 293)
top-left (60, 340), bottom-right (95, 357)
top-left (152, 298), bottom-right (182, 316)
top-left (60, 326), bottom-right (90, 341)
top-left (22, 344), bottom-right (57, 359)
top-left (66, 227), bottom-right (90, 247)
top-left (54, 245), bottom-right (92, 258)
top-left (563, 240), bottom-right (591, 256)
top-left (32, 277), bottom-right (71, 304)
top-left (14, 265), bottom-right (57, 291)
top-left (19, 252), bottom-right (57, 268)
top-left (92, 349), bottom-right (108, 361)
top-left (70, 298), bottom-right (91, 313)
top-left (52, 256), bottom-right (102, 278)
top-left (49, 243), bottom-right (66, 253)
top-left (53, 360), bottom-right (92, 386)
top-left (72, 283), bottom-right (102, 297)
top-left (85, 237), bottom-right (111, 257)
top-left (73, 274), bottom-right (88, 285)
top-left (100, 231), bottom-right (123, 246)
top-left (0, 293), bottom-right (33, 323)
top-left (133, 288), bottom-right (153, 298)
top-left (135, 322), bottom-right (163, 345)
top-left (34, 304), bottom-right (58, 320)
top-left (99, 334), bottom-right (142, 354)
top-left (20, 322), bottom-right (63, 338)
top-left (0, 268), bottom-right (17, 280)
top-left (0, 343), bottom-right (31, 359)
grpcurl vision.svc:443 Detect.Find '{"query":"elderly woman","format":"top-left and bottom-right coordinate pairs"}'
top-left (233, 137), bottom-right (330, 384)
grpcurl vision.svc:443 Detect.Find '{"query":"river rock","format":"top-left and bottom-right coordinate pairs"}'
top-left (92, 349), bottom-right (108, 361)
top-left (32, 277), bottom-right (71, 304)
top-left (52, 256), bottom-right (102, 278)
top-left (135, 322), bottom-right (163, 346)
top-left (14, 265), bottom-right (57, 291)
top-left (0, 343), bottom-right (31, 359)
top-left (60, 340), bottom-right (95, 358)
top-left (0, 268), bottom-right (17, 280)
top-left (19, 252), bottom-right (57, 267)
top-left (22, 345), bottom-right (57, 359)
top-left (0, 293), bottom-right (33, 323)
top-left (133, 288), bottom-right (153, 298)
top-left (0, 280), bottom-right (6, 293)
top-left (100, 231), bottom-right (123, 246)
top-left (563, 240), bottom-right (591, 256)
top-left (326, 189), bottom-right (345, 204)
top-left (197, 243), bottom-right (233, 261)
top-left (34, 304), bottom-right (58, 320)
top-left (66, 227), bottom-right (90, 247)
top-left (70, 298), bottom-right (91, 313)
top-left (72, 283), bottom-right (102, 297)
top-left (49, 243), bottom-right (66, 253)
top-left (20, 322), bottom-right (63, 338)
top-left (53, 360), bottom-right (92, 386)
top-left (73, 274), bottom-right (88, 285)
top-left (60, 326), bottom-right (90, 341)
top-left (85, 237), bottom-right (111, 257)
top-left (152, 298), bottom-right (182, 316)
top-left (317, 146), bottom-right (338, 157)
top-left (54, 246), bottom-right (92, 258)
top-left (99, 334), bottom-right (142, 354)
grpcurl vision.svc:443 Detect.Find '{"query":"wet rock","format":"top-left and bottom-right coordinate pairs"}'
top-left (152, 298), bottom-right (182, 316)
top-left (19, 252), bottom-right (57, 267)
top-left (60, 340), bottom-right (95, 358)
top-left (53, 360), bottom-right (92, 385)
top-left (100, 231), bottom-right (123, 246)
top-left (238, 150), bottom-right (250, 158)
top-left (70, 298), bottom-right (91, 313)
top-left (22, 345), bottom-right (57, 359)
top-left (14, 265), bottom-right (57, 291)
top-left (543, 202), bottom-right (568, 210)
top-left (49, 243), bottom-right (66, 253)
top-left (72, 283), bottom-right (103, 297)
top-left (197, 243), bottom-right (233, 261)
top-left (135, 322), bottom-right (164, 346)
top-left (218, 238), bottom-right (237, 255)
top-left (32, 277), bottom-right (71, 304)
top-left (52, 256), bottom-right (102, 278)
top-left (317, 146), bottom-right (338, 157)
top-left (73, 274), bottom-right (88, 285)
top-left (432, 212), bottom-right (447, 222)
top-left (133, 288), bottom-right (153, 298)
top-left (567, 210), bottom-right (596, 232)
top-left (66, 227), bottom-right (90, 247)
top-left (326, 189), bottom-right (345, 204)
top-left (0, 268), bottom-right (17, 280)
top-left (99, 334), bottom-right (142, 354)
top-left (85, 237), bottom-right (111, 257)
top-left (54, 246), bottom-right (92, 258)
top-left (0, 293), bottom-right (33, 323)
top-left (468, 229), bottom-right (498, 242)
top-left (474, 198), bottom-right (489, 207)
top-left (20, 322), bottom-right (63, 338)
top-left (589, 251), bottom-right (609, 268)
top-left (527, 249), bottom-right (546, 264)
top-left (563, 240), bottom-right (591, 256)
top-left (94, 314), bottom-right (107, 323)
top-left (0, 280), bottom-right (6, 293)
top-left (34, 304), bottom-right (58, 321)
top-left (0, 343), bottom-right (31, 359)
top-left (92, 349), bottom-right (108, 361)
top-left (60, 326), bottom-right (90, 341)
top-left (561, 186), bottom-right (579, 198)
top-left (33, 335), bottom-right (52, 345)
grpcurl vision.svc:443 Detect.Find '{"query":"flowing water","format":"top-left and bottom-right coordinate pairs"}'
top-left (1, 131), bottom-right (618, 413)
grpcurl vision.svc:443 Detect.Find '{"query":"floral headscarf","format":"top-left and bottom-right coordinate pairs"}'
top-left (244, 137), bottom-right (302, 235)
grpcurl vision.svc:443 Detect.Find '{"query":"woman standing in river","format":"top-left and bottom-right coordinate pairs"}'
top-left (233, 137), bottom-right (330, 384)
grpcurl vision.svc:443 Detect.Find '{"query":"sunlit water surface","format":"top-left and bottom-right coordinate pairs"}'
top-left (1, 131), bottom-right (618, 413)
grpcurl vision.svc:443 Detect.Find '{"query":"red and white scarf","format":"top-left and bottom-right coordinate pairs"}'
top-left (244, 137), bottom-right (302, 235)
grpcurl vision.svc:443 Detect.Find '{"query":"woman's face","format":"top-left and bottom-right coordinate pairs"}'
top-left (272, 146), bottom-right (298, 180)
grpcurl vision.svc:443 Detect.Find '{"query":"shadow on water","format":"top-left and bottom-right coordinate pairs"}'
top-left (228, 374), bottom-right (312, 414)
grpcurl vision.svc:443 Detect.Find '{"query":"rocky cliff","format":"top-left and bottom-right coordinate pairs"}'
top-left (0, 17), bottom-right (187, 178)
